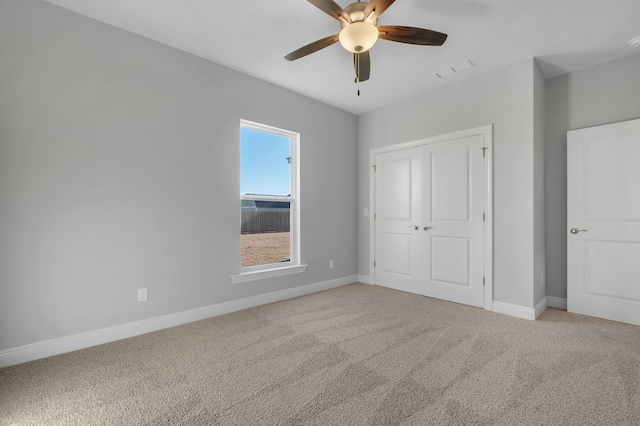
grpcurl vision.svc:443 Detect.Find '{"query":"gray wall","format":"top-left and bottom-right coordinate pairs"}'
top-left (533, 61), bottom-right (547, 308)
top-left (0, 0), bottom-right (358, 351)
top-left (358, 59), bottom-right (540, 309)
top-left (544, 52), bottom-right (640, 300)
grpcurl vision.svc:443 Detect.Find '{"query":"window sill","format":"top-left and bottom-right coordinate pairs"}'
top-left (231, 264), bottom-right (308, 284)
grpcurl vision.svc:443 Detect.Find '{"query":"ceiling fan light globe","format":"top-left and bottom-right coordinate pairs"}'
top-left (339, 22), bottom-right (379, 53)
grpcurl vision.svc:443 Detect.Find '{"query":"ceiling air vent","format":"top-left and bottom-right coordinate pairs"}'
top-left (435, 60), bottom-right (475, 78)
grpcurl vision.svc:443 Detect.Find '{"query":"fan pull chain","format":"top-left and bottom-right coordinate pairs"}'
top-left (356, 52), bottom-right (361, 96)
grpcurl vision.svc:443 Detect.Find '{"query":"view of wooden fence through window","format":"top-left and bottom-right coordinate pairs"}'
top-left (241, 211), bottom-right (290, 234)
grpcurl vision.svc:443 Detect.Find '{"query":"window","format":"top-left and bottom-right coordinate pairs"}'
top-left (232, 120), bottom-right (305, 283)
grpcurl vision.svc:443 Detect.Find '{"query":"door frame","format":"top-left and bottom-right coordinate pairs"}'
top-left (369, 125), bottom-right (494, 311)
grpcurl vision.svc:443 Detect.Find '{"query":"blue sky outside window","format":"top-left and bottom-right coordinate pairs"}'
top-left (240, 127), bottom-right (291, 197)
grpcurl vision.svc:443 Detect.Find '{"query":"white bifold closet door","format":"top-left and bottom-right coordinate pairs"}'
top-left (374, 134), bottom-right (485, 308)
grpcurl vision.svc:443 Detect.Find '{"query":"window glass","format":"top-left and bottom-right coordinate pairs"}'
top-left (240, 121), bottom-right (298, 269)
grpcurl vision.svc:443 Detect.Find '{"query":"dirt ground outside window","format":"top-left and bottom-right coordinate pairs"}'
top-left (241, 232), bottom-right (290, 267)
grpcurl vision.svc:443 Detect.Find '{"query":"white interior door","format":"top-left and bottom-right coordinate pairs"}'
top-left (567, 118), bottom-right (640, 326)
top-left (421, 135), bottom-right (485, 307)
top-left (374, 147), bottom-right (422, 294)
top-left (374, 130), bottom-right (488, 308)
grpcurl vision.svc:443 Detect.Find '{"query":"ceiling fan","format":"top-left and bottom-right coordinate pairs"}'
top-left (285, 0), bottom-right (448, 93)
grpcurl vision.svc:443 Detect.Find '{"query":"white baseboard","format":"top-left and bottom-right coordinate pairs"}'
top-left (535, 297), bottom-right (548, 319)
top-left (357, 274), bottom-right (373, 285)
top-left (0, 275), bottom-right (357, 368)
top-left (547, 296), bottom-right (567, 310)
top-left (492, 301), bottom-right (536, 321)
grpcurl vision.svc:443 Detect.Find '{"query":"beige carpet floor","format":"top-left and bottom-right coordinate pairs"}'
top-left (1, 283), bottom-right (640, 425)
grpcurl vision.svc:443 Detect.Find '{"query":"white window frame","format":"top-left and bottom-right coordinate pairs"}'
top-left (232, 120), bottom-right (306, 284)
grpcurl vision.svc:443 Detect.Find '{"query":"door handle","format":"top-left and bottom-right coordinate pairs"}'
top-left (408, 225), bottom-right (419, 230)
top-left (423, 226), bottom-right (433, 231)
top-left (569, 228), bottom-right (588, 234)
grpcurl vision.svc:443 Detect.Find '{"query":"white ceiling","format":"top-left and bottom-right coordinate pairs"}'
top-left (44, 0), bottom-right (640, 115)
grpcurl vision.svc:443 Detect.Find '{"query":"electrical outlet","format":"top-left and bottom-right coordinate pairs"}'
top-left (138, 288), bottom-right (148, 302)
top-left (540, 274), bottom-right (545, 288)
top-left (329, 260), bottom-right (334, 269)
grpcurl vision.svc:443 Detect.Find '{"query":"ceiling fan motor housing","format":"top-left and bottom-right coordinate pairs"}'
top-left (341, 2), bottom-right (378, 28)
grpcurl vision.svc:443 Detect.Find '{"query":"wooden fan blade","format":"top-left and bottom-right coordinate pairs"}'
top-left (307, 0), bottom-right (351, 23)
top-left (363, 0), bottom-right (396, 18)
top-left (354, 51), bottom-right (370, 82)
top-left (285, 34), bottom-right (340, 61)
top-left (378, 26), bottom-right (448, 46)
